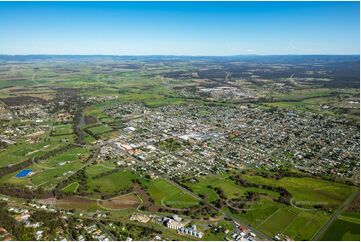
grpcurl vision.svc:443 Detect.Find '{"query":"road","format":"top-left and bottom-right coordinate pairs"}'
top-left (97, 221), bottom-right (117, 240)
top-left (312, 187), bottom-right (359, 240)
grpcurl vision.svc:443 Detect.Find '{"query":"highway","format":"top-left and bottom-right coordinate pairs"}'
top-left (312, 187), bottom-right (359, 240)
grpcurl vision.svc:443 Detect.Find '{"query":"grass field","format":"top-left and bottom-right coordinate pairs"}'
top-left (38, 146), bottom-right (89, 167)
top-left (321, 212), bottom-right (360, 241)
top-left (187, 175), bottom-right (279, 202)
top-left (85, 161), bottom-right (116, 177)
top-left (0, 146), bottom-right (89, 189)
top-left (264, 88), bottom-right (360, 123)
top-left (0, 158), bottom-right (84, 189)
top-left (148, 178), bottom-right (199, 208)
top-left (268, 88), bottom-right (357, 101)
top-left (51, 124), bottom-right (73, 136)
top-left (186, 172), bottom-right (354, 240)
top-left (235, 198), bottom-right (331, 240)
top-left (0, 132), bottom-right (75, 168)
top-left (243, 175), bottom-right (353, 208)
top-left (62, 182), bottom-right (79, 193)
top-left (87, 169), bottom-right (137, 194)
top-left (238, 199), bottom-right (281, 226)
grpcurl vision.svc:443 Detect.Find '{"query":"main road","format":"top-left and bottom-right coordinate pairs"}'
top-left (312, 187), bottom-right (359, 240)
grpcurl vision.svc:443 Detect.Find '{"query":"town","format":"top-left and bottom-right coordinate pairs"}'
top-left (0, 55), bottom-right (359, 241)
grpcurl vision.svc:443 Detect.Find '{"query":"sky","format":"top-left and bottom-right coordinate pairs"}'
top-left (0, 1), bottom-right (359, 55)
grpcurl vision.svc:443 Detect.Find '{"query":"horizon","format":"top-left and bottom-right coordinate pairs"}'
top-left (0, 53), bottom-right (360, 57)
top-left (0, 1), bottom-right (359, 55)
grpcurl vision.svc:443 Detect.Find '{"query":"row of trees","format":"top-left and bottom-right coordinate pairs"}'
top-left (0, 184), bottom-right (48, 199)
top-left (230, 175), bottom-right (292, 204)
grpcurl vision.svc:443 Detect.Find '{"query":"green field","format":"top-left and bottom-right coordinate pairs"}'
top-left (187, 175), bottom-right (279, 202)
top-left (85, 161), bottom-right (116, 177)
top-left (264, 88), bottom-right (360, 123)
top-left (86, 169), bottom-right (137, 194)
top-left (321, 212), bottom-right (360, 241)
top-left (235, 198), bottom-right (330, 240)
top-left (62, 182), bottom-right (79, 193)
top-left (243, 175), bottom-right (353, 208)
top-left (51, 124), bottom-right (73, 136)
top-left (0, 133), bottom-right (75, 168)
top-left (187, 172), bottom-right (355, 240)
top-left (0, 146), bottom-right (89, 188)
top-left (0, 158), bottom-right (84, 189)
top-left (148, 178), bottom-right (199, 208)
top-left (238, 199), bottom-right (281, 225)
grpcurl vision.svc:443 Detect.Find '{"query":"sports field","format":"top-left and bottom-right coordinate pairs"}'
top-left (237, 198), bottom-right (330, 240)
top-left (51, 124), bottom-right (73, 136)
top-left (148, 178), bottom-right (199, 208)
top-left (87, 124), bottom-right (113, 135)
top-left (321, 212), bottom-right (360, 241)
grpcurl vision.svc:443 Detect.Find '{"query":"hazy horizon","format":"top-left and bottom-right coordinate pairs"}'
top-left (0, 54), bottom-right (360, 57)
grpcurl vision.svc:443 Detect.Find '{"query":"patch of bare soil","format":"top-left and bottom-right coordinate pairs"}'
top-left (98, 193), bottom-right (141, 209)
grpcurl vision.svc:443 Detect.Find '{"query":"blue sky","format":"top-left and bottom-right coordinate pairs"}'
top-left (0, 1), bottom-right (359, 55)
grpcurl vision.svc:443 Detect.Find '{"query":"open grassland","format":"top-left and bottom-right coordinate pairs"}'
top-left (321, 212), bottom-right (360, 241)
top-left (84, 105), bottom-right (109, 121)
top-left (242, 175), bottom-right (353, 208)
top-left (29, 160), bottom-right (83, 188)
top-left (85, 161), bottom-right (116, 177)
top-left (187, 174), bottom-right (280, 202)
top-left (265, 88), bottom-right (360, 123)
top-left (51, 124), bottom-right (73, 136)
top-left (83, 132), bottom-right (97, 144)
top-left (97, 130), bottom-right (120, 140)
top-left (87, 124), bottom-right (113, 135)
top-left (0, 79), bottom-right (39, 89)
top-left (0, 159), bottom-right (84, 189)
top-left (0, 132), bottom-right (75, 168)
top-left (268, 88), bottom-right (358, 101)
top-left (38, 146), bottom-right (89, 167)
top-left (237, 199), bottom-right (281, 225)
top-left (148, 178), bottom-right (199, 209)
top-left (86, 169), bottom-right (137, 194)
top-left (188, 172), bottom-right (355, 240)
top-left (62, 182), bottom-right (79, 193)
